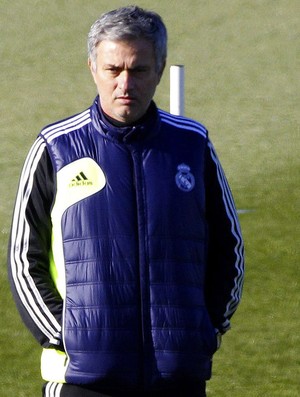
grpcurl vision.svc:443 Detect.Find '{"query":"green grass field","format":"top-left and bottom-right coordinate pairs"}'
top-left (1, 0), bottom-right (299, 395)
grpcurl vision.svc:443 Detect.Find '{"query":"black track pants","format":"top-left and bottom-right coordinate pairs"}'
top-left (42, 382), bottom-right (206, 397)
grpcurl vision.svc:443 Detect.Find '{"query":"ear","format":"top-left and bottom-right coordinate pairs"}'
top-left (157, 60), bottom-right (166, 84)
top-left (88, 58), bottom-right (97, 82)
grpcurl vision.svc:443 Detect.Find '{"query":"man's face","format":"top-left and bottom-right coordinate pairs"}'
top-left (89, 39), bottom-right (164, 124)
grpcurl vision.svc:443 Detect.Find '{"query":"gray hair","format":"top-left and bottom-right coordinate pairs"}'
top-left (88, 5), bottom-right (167, 72)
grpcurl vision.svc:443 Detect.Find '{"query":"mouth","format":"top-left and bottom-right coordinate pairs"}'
top-left (116, 96), bottom-right (137, 105)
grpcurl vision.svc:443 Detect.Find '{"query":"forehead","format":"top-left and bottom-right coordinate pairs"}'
top-left (96, 39), bottom-right (155, 64)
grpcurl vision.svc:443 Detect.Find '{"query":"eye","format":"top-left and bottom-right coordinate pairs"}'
top-left (133, 67), bottom-right (148, 74)
top-left (105, 66), bottom-right (121, 76)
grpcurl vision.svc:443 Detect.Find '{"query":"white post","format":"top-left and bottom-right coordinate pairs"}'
top-left (170, 65), bottom-right (185, 116)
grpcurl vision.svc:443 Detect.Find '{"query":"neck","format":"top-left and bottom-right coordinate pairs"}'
top-left (102, 112), bottom-right (133, 127)
top-left (101, 107), bottom-right (153, 128)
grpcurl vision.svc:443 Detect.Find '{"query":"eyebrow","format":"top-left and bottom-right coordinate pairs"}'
top-left (104, 64), bottom-right (150, 71)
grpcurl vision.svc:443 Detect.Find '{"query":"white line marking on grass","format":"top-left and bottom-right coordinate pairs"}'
top-left (237, 209), bottom-right (256, 214)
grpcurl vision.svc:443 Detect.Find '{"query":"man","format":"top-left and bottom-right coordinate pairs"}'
top-left (8, 6), bottom-right (244, 397)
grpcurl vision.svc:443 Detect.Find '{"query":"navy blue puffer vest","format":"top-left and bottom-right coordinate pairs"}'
top-left (42, 99), bottom-right (217, 392)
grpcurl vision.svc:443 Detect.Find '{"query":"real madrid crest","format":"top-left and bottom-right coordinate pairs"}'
top-left (175, 164), bottom-right (195, 192)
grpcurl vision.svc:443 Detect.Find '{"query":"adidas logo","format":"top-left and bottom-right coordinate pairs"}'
top-left (69, 171), bottom-right (93, 187)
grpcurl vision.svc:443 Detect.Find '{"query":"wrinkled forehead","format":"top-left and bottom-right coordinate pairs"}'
top-left (95, 38), bottom-right (156, 61)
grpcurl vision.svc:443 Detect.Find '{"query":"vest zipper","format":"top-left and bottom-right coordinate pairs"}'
top-left (130, 146), bottom-right (151, 390)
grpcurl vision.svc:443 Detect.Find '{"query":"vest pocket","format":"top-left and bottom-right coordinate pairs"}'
top-left (201, 309), bottom-right (218, 356)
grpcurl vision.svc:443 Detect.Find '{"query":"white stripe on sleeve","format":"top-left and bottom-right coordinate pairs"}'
top-left (9, 137), bottom-right (61, 343)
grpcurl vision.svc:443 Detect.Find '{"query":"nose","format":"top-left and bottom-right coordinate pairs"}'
top-left (118, 70), bottom-right (133, 92)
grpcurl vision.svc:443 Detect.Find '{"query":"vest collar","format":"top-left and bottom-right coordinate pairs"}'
top-left (91, 96), bottom-right (160, 144)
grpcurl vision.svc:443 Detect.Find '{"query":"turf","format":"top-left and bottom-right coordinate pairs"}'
top-left (1, 0), bottom-right (299, 396)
